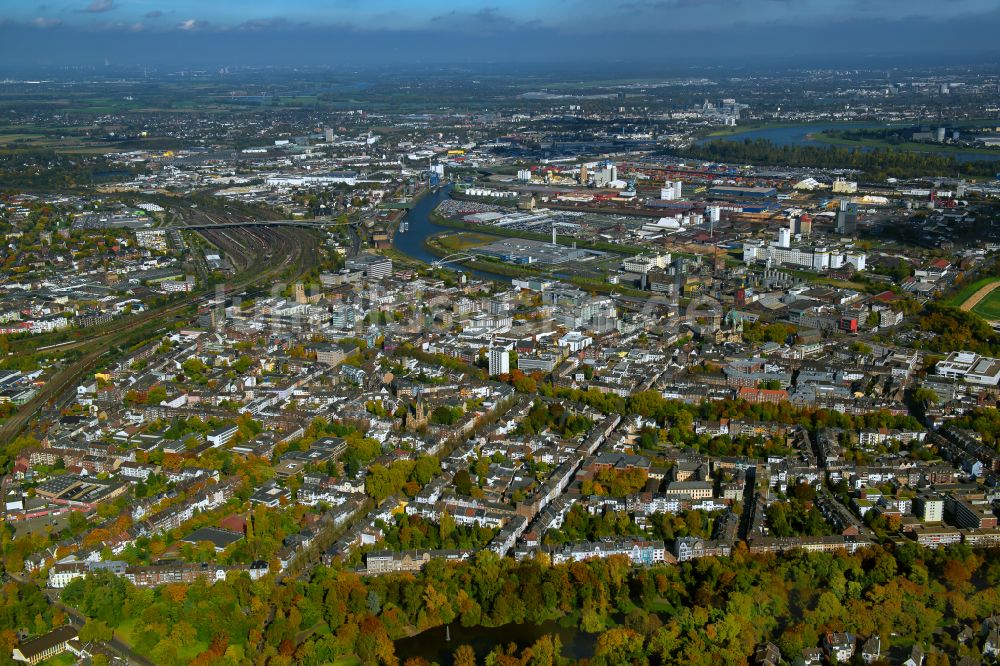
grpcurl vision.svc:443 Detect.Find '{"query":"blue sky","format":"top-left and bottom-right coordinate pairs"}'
top-left (4, 0), bottom-right (998, 32)
top-left (2, 0), bottom-right (1000, 68)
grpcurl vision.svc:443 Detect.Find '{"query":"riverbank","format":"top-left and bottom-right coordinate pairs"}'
top-left (700, 119), bottom-right (972, 141)
top-left (378, 245), bottom-right (429, 269)
top-left (813, 131), bottom-right (1000, 158)
top-left (699, 120), bottom-right (839, 139)
top-left (429, 211), bottom-right (646, 256)
top-left (390, 186), bottom-right (521, 283)
top-left (696, 121), bottom-right (1000, 165)
top-left (392, 185), bottom-right (665, 297)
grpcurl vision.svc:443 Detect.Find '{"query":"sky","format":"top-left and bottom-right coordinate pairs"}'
top-left (2, 0), bottom-right (1000, 69)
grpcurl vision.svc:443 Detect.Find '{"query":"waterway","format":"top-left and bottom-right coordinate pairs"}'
top-left (700, 122), bottom-right (1000, 163)
top-left (394, 620), bottom-right (597, 665)
top-left (392, 185), bottom-right (513, 283)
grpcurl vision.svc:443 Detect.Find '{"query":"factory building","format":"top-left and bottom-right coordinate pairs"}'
top-left (708, 185), bottom-right (777, 201)
top-left (345, 254), bottom-right (393, 280)
top-left (622, 253), bottom-right (672, 275)
top-left (835, 199), bottom-right (858, 235)
top-left (789, 212), bottom-right (813, 236)
top-left (743, 224), bottom-right (866, 272)
top-left (660, 181), bottom-right (683, 200)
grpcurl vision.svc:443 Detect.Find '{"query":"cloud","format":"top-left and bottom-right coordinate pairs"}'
top-left (237, 17), bottom-right (291, 31)
top-left (177, 18), bottom-right (210, 31)
top-left (82, 0), bottom-right (115, 12)
top-left (429, 7), bottom-right (540, 32)
top-left (32, 16), bottom-right (62, 27)
top-left (617, 0), bottom-right (740, 11)
top-left (618, 0), bottom-right (719, 7)
top-left (144, 10), bottom-right (163, 19)
top-left (3, 1), bottom-right (999, 67)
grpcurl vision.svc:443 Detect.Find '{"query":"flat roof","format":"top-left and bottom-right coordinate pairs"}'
top-left (183, 526), bottom-right (244, 549)
top-left (709, 185), bottom-right (777, 194)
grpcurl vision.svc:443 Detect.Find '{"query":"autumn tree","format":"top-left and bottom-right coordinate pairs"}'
top-left (453, 645), bottom-right (476, 666)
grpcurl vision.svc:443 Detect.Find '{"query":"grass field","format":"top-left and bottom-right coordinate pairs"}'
top-left (701, 121), bottom-right (809, 138)
top-left (0, 129), bottom-right (116, 154)
top-left (949, 277), bottom-right (1000, 307)
top-left (0, 133), bottom-right (46, 144)
top-left (814, 132), bottom-right (1000, 157)
top-left (113, 618), bottom-right (140, 650)
top-left (327, 656), bottom-right (361, 666)
top-left (811, 277), bottom-right (870, 291)
top-left (38, 652), bottom-right (76, 666)
top-left (972, 288), bottom-right (1000, 320)
top-left (115, 617), bottom-right (209, 662)
top-left (436, 231), bottom-right (499, 251)
top-left (784, 268), bottom-right (872, 293)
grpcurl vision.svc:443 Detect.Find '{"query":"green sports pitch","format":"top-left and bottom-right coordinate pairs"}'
top-left (972, 287), bottom-right (1000, 320)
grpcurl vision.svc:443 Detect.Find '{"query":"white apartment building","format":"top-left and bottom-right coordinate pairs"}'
top-left (936, 351), bottom-right (1000, 385)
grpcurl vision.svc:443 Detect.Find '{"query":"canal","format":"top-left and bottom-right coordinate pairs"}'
top-left (394, 620), bottom-right (597, 665)
top-left (392, 185), bottom-right (513, 283)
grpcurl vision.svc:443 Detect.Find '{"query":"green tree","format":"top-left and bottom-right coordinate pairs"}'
top-left (79, 618), bottom-right (114, 642)
top-left (454, 469), bottom-right (474, 496)
top-left (412, 456), bottom-right (440, 485)
top-left (912, 387), bottom-right (939, 406)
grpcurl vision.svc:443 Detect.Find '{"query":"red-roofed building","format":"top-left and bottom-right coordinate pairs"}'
top-left (870, 291), bottom-right (898, 303)
top-left (219, 514), bottom-right (247, 535)
top-left (737, 387), bottom-right (789, 405)
top-left (930, 258), bottom-right (951, 271)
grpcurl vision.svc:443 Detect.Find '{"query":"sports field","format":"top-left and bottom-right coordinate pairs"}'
top-left (951, 277), bottom-right (994, 306)
top-left (953, 278), bottom-right (1000, 312)
top-left (972, 288), bottom-right (1000, 320)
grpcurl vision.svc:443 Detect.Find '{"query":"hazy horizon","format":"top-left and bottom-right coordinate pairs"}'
top-left (3, 0), bottom-right (1000, 71)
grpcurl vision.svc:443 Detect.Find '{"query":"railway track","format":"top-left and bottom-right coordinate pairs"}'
top-left (0, 225), bottom-right (319, 448)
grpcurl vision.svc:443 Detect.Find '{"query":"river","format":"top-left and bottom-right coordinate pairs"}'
top-left (392, 185), bottom-right (513, 283)
top-left (700, 122), bottom-right (1000, 163)
top-left (394, 620), bottom-right (597, 665)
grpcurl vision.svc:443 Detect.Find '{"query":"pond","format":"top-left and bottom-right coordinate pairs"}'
top-left (394, 619), bottom-right (598, 665)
